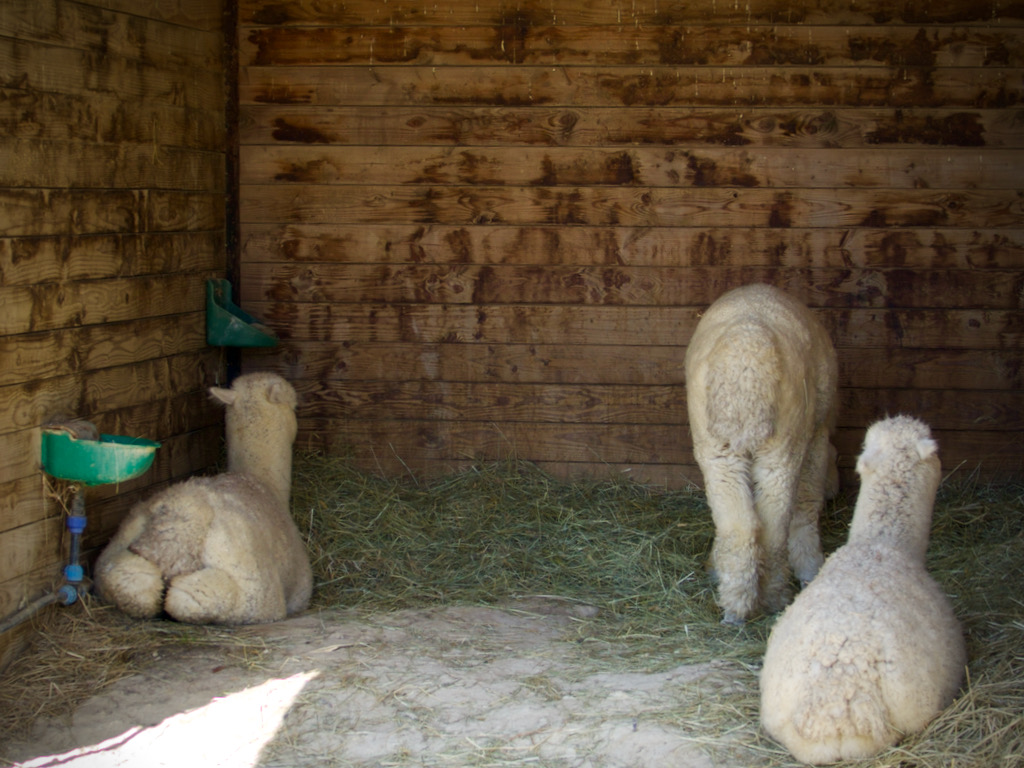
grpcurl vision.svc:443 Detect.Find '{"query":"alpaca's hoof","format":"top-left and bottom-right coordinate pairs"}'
top-left (721, 612), bottom-right (745, 627)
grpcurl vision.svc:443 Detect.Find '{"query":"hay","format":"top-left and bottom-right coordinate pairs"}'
top-left (0, 596), bottom-right (274, 744)
top-left (291, 452), bottom-right (766, 662)
top-left (2, 452), bottom-right (1021, 767)
top-left (290, 453), bottom-right (1024, 767)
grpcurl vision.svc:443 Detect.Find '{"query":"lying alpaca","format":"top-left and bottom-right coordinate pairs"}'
top-left (760, 416), bottom-right (966, 764)
top-left (94, 373), bottom-right (312, 624)
top-left (685, 283), bottom-right (837, 623)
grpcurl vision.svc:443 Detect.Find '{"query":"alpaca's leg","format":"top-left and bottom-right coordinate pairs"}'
top-left (752, 450), bottom-right (801, 614)
top-left (789, 428), bottom-right (829, 585)
top-left (699, 449), bottom-right (759, 624)
top-left (165, 568), bottom-right (243, 624)
top-left (166, 567), bottom-right (288, 624)
top-left (94, 550), bottom-right (165, 619)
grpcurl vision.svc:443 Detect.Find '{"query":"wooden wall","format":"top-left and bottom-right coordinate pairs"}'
top-left (238, 0), bottom-right (1024, 488)
top-left (0, 0), bottom-right (227, 668)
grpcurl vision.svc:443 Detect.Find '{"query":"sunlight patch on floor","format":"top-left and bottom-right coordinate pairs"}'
top-left (14, 670), bottom-right (319, 768)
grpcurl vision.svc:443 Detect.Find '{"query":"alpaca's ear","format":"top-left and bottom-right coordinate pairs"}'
top-left (916, 436), bottom-right (938, 461)
top-left (267, 379), bottom-right (297, 408)
top-left (209, 386), bottom-right (236, 407)
top-left (855, 451), bottom-right (873, 478)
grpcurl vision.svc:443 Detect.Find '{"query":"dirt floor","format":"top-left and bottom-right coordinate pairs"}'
top-left (1, 599), bottom-right (751, 768)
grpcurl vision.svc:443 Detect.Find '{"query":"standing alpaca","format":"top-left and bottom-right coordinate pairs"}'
top-left (685, 283), bottom-right (837, 624)
top-left (760, 416), bottom-right (966, 764)
top-left (95, 373), bottom-right (312, 624)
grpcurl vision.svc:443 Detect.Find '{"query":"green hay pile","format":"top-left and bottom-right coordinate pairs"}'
top-left (292, 453), bottom-right (1024, 767)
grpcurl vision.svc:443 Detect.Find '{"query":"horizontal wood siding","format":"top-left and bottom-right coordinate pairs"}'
top-left (238, 0), bottom-right (1024, 485)
top-left (0, 0), bottom-right (226, 667)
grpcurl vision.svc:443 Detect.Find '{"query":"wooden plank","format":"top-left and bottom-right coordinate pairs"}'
top-left (252, 337), bottom-right (1023, 395)
top-left (0, 476), bottom-right (53, 535)
top-left (248, 342), bottom-right (686, 385)
top-left (256, 304), bottom-right (1022, 388)
top-left (239, 24), bottom-right (1024, 68)
top-left (838, 388), bottom-right (1024, 432)
top-left (240, 145), bottom-right (1024, 190)
top-left (240, 224), bottom-right (1024, 270)
top-left (292, 380), bottom-right (1023, 432)
top-left (0, 189), bottom-right (141, 237)
top-left (292, 419), bottom-right (1024, 478)
top-left (837, 348), bottom-right (1023, 390)
top-left (296, 380), bottom-right (688, 425)
top-left (2, 140), bottom-right (224, 191)
top-left (299, 418), bottom-right (691, 466)
top-left (239, 105), bottom-right (1024, 148)
top-left (0, 352), bottom-right (222, 434)
top-left (0, 190), bottom-right (223, 237)
top-left (0, 87), bottom-right (226, 149)
top-left (67, 0), bottom-right (222, 29)
top-left (238, 0), bottom-right (1024, 26)
top-left (246, 301), bottom-right (704, 344)
top-left (145, 192), bottom-right (226, 232)
top-left (0, 37), bottom-right (223, 110)
top-left (243, 302), bottom-right (1024, 354)
top-left (0, 232), bottom-right (226, 287)
top-left (239, 184), bottom-right (1023, 229)
top-left (0, 519), bottom-right (60, 588)
top-left (0, 313), bottom-right (207, 388)
top-left (6, 0), bottom-right (224, 68)
top-left (0, 273), bottom-right (211, 336)
top-left (239, 64), bottom-right (1024, 109)
top-left (243, 262), bottom-right (1024, 309)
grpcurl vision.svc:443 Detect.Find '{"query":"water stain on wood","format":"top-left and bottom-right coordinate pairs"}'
top-left (604, 152), bottom-right (638, 185)
top-left (272, 118), bottom-right (333, 143)
top-left (683, 152), bottom-right (758, 187)
top-left (490, 10), bottom-right (538, 64)
top-left (768, 192), bottom-right (793, 227)
top-left (444, 228), bottom-right (473, 263)
top-left (848, 28), bottom-right (936, 67)
top-left (538, 189), bottom-right (586, 225)
top-left (251, 4), bottom-right (294, 25)
top-left (274, 159), bottom-right (337, 182)
top-left (867, 110), bottom-right (985, 146)
top-left (600, 73), bottom-right (683, 107)
top-left (869, 2), bottom-right (1023, 23)
top-left (690, 231), bottom-right (730, 266)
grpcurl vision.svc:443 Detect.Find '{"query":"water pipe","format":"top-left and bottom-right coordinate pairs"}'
top-left (62, 490), bottom-right (87, 604)
top-left (0, 490), bottom-right (89, 634)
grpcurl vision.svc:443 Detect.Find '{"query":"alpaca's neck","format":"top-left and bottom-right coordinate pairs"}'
top-left (228, 440), bottom-right (293, 509)
top-left (848, 479), bottom-right (933, 562)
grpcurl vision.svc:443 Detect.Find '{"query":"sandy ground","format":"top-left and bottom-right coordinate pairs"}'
top-left (1, 599), bottom-right (749, 768)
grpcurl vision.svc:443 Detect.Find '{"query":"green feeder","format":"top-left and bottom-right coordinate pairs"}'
top-left (41, 427), bottom-right (161, 486)
top-left (206, 278), bottom-right (278, 347)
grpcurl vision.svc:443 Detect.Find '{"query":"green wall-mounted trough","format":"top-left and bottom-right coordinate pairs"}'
top-left (41, 428), bottom-right (161, 486)
top-left (206, 279), bottom-right (278, 347)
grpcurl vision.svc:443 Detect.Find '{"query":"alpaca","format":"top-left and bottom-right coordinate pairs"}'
top-left (685, 283), bottom-right (837, 624)
top-left (760, 416), bottom-right (967, 764)
top-left (94, 373), bottom-right (312, 624)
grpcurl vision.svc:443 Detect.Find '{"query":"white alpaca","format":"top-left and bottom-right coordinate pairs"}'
top-left (685, 283), bottom-right (837, 624)
top-left (94, 373), bottom-right (312, 624)
top-left (760, 416), bottom-right (966, 764)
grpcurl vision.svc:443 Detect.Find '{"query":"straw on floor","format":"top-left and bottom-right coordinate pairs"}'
top-left (1, 453), bottom-right (1021, 766)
